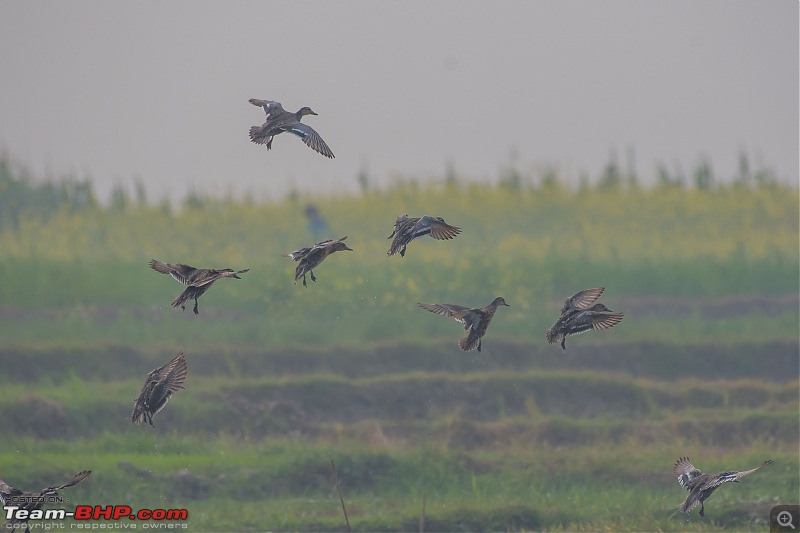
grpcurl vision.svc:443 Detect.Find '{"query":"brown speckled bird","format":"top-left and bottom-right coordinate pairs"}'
top-left (1, 471), bottom-right (91, 531)
top-left (286, 236), bottom-right (352, 287)
top-left (673, 457), bottom-right (772, 516)
top-left (249, 98), bottom-right (334, 158)
top-left (149, 260), bottom-right (249, 315)
top-left (132, 352), bottom-right (188, 426)
top-left (386, 214), bottom-right (461, 257)
top-left (418, 297), bottom-right (509, 352)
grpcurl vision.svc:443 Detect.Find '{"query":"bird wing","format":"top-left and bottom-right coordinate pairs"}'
top-left (674, 457), bottom-right (702, 489)
top-left (420, 216), bottom-right (462, 240)
top-left (418, 303), bottom-right (482, 331)
top-left (418, 302), bottom-right (470, 319)
top-left (562, 287), bottom-right (605, 313)
top-left (285, 123), bottom-right (335, 158)
top-left (249, 98), bottom-right (285, 120)
top-left (150, 260), bottom-right (201, 286)
top-left (148, 364), bottom-right (188, 418)
top-left (286, 246), bottom-right (313, 261)
top-left (182, 269), bottom-right (222, 287)
top-left (53, 470), bottom-right (92, 491)
top-left (160, 353), bottom-right (189, 394)
top-left (705, 460), bottom-right (773, 489)
top-left (590, 312), bottom-right (624, 331)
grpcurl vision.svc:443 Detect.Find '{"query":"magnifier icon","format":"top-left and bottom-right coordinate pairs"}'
top-left (778, 511), bottom-right (796, 529)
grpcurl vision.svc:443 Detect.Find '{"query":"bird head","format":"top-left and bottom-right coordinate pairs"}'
top-left (331, 236), bottom-right (352, 252)
top-left (221, 268), bottom-right (249, 279)
top-left (297, 106), bottom-right (318, 117)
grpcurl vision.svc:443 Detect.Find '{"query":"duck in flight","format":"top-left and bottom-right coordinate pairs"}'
top-left (418, 296), bottom-right (509, 352)
top-left (149, 260), bottom-right (249, 315)
top-left (249, 98), bottom-right (334, 159)
top-left (545, 288), bottom-right (623, 349)
top-left (673, 456), bottom-right (772, 516)
top-left (286, 236), bottom-right (353, 287)
top-left (132, 352), bottom-right (188, 427)
top-left (386, 214), bottom-right (461, 257)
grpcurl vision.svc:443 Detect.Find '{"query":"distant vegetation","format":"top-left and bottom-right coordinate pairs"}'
top-left (0, 152), bottom-right (796, 348)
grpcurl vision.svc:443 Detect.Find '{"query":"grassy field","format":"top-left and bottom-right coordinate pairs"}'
top-left (0, 179), bottom-right (797, 531)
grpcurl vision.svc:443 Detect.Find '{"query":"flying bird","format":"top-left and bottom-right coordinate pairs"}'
top-left (149, 260), bottom-right (249, 315)
top-left (132, 352), bottom-right (188, 426)
top-left (546, 288), bottom-right (623, 349)
top-left (673, 457), bottom-right (773, 516)
top-left (386, 214), bottom-right (461, 257)
top-left (286, 236), bottom-right (353, 287)
top-left (1, 470), bottom-right (92, 531)
top-left (546, 303), bottom-right (623, 350)
top-left (249, 98), bottom-right (334, 158)
top-left (418, 296), bottom-right (509, 352)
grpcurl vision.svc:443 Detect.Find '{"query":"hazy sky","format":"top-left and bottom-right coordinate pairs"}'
top-left (0, 1), bottom-right (797, 202)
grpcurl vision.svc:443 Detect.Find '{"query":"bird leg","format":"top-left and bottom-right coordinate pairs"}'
top-left (400, 245), bottom-right (407, 257)
top-left (699, 502), bottom-right (705, 517)
top-left (310, 270), bottom-right (317, 283)
top-left (266, 138), bottom-right (273, 150)
top-left (302, 274), bottom-right (308, 287)
top-left (193, 297), bottom-right (199, 315)
top-left (477, 339), bottom-right (482, 352)
top-left (560, 338), bottom-right (567, 350)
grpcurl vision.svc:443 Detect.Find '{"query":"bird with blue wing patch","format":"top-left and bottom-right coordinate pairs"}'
top-left (249, 98), bottom-right (334, 158)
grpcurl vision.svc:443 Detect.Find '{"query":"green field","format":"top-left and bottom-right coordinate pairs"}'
top-left (0, 173), bottom-right (798, 531)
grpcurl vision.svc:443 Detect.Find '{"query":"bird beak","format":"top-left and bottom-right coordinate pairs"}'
top-left (345, 245), bottom-right (353, 251)
top-left (233, 274), bottom-right (241, 279)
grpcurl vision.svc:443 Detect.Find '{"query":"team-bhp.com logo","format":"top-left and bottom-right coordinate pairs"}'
top-left (4, 504), bottom-right (188, 529)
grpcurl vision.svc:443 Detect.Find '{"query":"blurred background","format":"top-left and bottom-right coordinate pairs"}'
top-left (0, 1), bottom-right (797, 531)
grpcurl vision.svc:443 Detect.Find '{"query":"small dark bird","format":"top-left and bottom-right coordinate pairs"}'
top-left (387, 214), bottom-right (462, 257)
top-left (418, 296), bottom-right (510, 352)
top-left (249, 98), bottom-right (334, 158)
top-left (149, 260), bottom-right (249, 315)
top-left (286, 236), bottom-right (353, 287)
top-left (546, 302), bottom-right (623, 350)
top-left (132, 352), bottom-right (188, 426)
top-left (1, 470), bottom-right (91, 531)
top-left (673, 457), bottom-right (773, 516)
